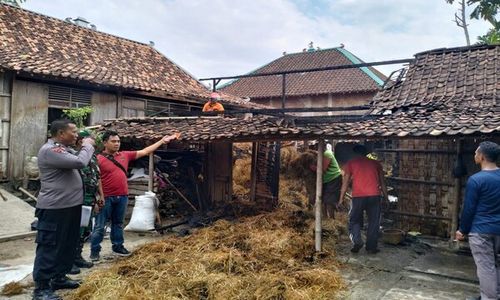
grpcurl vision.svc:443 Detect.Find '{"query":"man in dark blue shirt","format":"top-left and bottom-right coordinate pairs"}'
top-left (456, 141), bottom-right (500, 300)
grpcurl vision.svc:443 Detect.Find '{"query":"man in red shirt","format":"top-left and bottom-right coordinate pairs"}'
top-left (339, 144), bottom-right (388, 254)
top-left (90, 130), bottom-right (179, 260)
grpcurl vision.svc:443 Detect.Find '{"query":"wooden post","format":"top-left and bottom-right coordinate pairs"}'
top-left (450, 139), bottom-right (463, 242)
top-left (250, 142), bottom-right (258, 202)
top-left (148, 152), bottom-right (154, 192)
top-left (315, 140), bottom-right (324, 252)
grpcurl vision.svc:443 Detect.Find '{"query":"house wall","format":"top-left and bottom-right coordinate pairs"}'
top-left (5, 78), bottom-right (204, 179)
top-left (251, 92), bottom-right (374, 116)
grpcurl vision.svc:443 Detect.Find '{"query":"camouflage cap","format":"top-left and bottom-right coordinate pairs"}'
top-left (78, 129), bottom-right (91, 138)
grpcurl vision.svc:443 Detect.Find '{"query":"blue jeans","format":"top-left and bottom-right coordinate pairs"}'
top-left (90, 195), bottom-right (128, 253)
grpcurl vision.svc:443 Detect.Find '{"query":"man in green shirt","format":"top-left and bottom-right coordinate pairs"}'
top-left (312, 143), bottom-right (342, 218)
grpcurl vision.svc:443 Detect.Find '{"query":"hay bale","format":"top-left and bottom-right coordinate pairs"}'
top-left (69, 209), bottom-right (345, 300)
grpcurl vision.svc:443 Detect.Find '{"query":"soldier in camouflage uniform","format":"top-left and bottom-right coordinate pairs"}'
top-left (73, 130), bottom-right (104, 269)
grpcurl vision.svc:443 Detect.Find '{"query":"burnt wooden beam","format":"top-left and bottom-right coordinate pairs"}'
top-left (387, 176), bottom-right (453, 186)
top-left (385, 210), bottom-right (451, 221)
top-left (374, 148), bottom-right (456, 154)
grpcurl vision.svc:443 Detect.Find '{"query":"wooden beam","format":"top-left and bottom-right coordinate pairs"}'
top-left (148, 153), bottom-right (154, 192)
top-left (249, 142), bottom-right (258, 202)
top-left (385, 210), bottom-right (451, 221)
top-left (387, 176), bottom-right (453, 186)
top-left (315, 140), bottom-right (324, 252)
top-left (450, 140), bottom-right (463, 242)
top-left (374, 148), bottom-right (456, 154)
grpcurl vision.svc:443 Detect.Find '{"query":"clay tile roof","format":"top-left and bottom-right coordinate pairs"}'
top-left (0, 4), bottom-right (248, 106)
top-left (219, 47), bottom-right (387, 99)
top-left (102, 104), bottom-right (500, 143)
top-left (372, 44), bottom-right (500, 114)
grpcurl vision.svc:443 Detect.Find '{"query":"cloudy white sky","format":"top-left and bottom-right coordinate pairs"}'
top-left (23, 0), bottom-right (491, 83)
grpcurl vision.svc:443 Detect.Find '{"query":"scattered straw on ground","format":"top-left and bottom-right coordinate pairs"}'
top-left (1, 281), bottom-right (25, 296)
top-left (70, 206), bottom-right (346, 300)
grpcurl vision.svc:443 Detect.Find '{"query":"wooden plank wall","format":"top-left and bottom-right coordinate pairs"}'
top-left (9, 80), bottom-right (49, 179)
top-left (377, 139), bottom-right (457, 236)
top-left (0, 72), bottom-right (12, 179)
top-left (206, 142), bottom-right (233, 206)
top-left (91, 92), bottom-right (118, 124)
top-left (122, 96), bottom-right (145, 118)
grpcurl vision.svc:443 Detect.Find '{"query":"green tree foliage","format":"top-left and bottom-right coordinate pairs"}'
top-left (446, 0), bottom-right (500, 44)
top-left (63, 106), bottom-right (93, 128)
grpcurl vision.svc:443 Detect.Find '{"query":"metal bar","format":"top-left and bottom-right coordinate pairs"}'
top-left (385, 210), bottom-right (451, 220)
top-left (387, 176), bottom-right (453, 186)
top-left (199, 58), bottom-right (414, 81)
top-left (162, 105), bottom-right (371, 116)
top-left (281, 74), bottom-right (286, 109)
top-left (315, 140), bottom-right (324, 252)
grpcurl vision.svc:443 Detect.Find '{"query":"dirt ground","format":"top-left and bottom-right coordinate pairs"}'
top-left (0, 224), bottom-right (480, 300)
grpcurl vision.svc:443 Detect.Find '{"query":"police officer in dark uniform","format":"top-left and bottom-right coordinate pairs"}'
top-left (33, 119), bottom-right (95, 300)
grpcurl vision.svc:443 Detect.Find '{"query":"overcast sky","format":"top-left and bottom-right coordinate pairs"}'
top-left (23, 0), bottom-right (491, 84)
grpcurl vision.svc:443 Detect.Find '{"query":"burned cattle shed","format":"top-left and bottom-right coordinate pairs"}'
top-left (102, 44), bottom-right (500, 245)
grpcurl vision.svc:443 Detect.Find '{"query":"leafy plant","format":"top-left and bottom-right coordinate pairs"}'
top-left (478, 27), bottom-right (500, 44)
top-left (63, 106), bottom-right (93, 128)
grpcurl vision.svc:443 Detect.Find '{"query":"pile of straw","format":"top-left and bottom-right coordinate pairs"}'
top-left (233, 156), bottom-right (251, 196)
top-left (70, 204), bottom-right (346, 300)
top-left (1, 282), bottom-right (25, 296)
top-left (288, 150), bottom-right (318, 206)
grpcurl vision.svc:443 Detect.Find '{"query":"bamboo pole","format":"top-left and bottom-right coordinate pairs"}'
top-left (148, 153), bottom-right (154, 192)
top-left (315, 140), bottom-right (324, 252)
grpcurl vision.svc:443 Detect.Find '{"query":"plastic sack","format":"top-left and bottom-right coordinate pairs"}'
top-left (125, 192), bottom-right (158, 232)
top-left (24, 156), bottom-right (39, 178)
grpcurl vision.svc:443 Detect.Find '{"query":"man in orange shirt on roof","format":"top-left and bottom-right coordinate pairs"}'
top-left (203, 92), bottom-right (225, 112)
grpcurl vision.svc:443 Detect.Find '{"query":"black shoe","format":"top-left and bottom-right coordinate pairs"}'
top-left (50, 276), bottom-right (80, 290)
top-left (366, 248), bottom-right (380, 254)
top-left (89, 251), bottom-right (100, 262)
top-left (74, 256), bottom-right (94, 268)
top-left (68, 264), bottom-right (80, 275)
top-left (465, 296), bottom-right (480, 300)
top-left (32, 289), bottom-right (62, 300)
top-left (350, 244), bottom-right (363, 253)
top-left (112, 245), bottom-right (131, 257)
